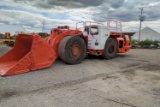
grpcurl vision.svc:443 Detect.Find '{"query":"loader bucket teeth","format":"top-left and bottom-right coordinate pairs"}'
top-left (0, 34), bottom-right (56, 76)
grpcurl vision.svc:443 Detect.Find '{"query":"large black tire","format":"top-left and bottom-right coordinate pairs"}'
top-left (102, 38), bottom-right (118, 59)
top-left (58, 36), bottom-right (87, 64)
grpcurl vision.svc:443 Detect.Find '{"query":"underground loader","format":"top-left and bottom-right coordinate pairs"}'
top-left (0, 20), bottom-right (131, 76)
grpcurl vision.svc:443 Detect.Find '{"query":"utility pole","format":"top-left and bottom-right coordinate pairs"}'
top-left (42, 20), bottom-right (45, 32)
top-left (138, 7), bottom-right (145, 41)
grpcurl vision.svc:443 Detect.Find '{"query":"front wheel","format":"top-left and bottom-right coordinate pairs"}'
top-left (58, 36), bottom-right (87, 64)
top-left (102, 38), bottom-right (118, 59)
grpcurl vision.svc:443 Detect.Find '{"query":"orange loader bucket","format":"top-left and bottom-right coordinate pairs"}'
top-left (0, 34), bottom-right (56, 76)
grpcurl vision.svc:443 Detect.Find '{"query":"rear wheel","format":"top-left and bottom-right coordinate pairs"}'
top-left (102, 38), bottom-right (118, 59)
top-left (58, 36), bottom-right (86, 64)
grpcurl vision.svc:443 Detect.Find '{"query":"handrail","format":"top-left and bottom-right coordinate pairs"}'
top-left (107, 20), bottom-right (122, 32)
top-left (76, 21), bottom-right (103, 30)
top-left (76, 20), bottom-right (122, 32)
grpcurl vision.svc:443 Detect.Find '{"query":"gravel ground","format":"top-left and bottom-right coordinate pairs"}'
top-left (0, 45), bottom-right (160, 107)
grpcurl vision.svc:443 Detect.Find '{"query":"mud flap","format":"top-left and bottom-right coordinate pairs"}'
top-left (0, 34), bottom-right (56, 76)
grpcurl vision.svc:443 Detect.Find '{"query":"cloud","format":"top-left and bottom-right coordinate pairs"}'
top-left (13, 0), bottom-right (105, 9)
top-left (107, 0), bottom-right (125, 8)
top-left (0, 0), bottom-right (160, 33)
top-left (0, 9), bottom-right (76, 32)
top-left (92, 0), bottom-right (160, 22)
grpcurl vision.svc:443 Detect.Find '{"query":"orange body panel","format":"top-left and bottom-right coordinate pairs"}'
top-left (88, 50), bottom-right (103, 56)
top-left (116, 35), bottom-right (131, 53)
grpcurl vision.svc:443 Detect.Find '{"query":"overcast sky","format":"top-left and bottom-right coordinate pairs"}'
top-left (0, 0), bottom-right (160, 34)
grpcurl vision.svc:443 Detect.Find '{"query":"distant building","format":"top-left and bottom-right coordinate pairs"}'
top-left (0, 24), bottom-right (25, 36)
top-left (132, 27), bottom-right (160, 41)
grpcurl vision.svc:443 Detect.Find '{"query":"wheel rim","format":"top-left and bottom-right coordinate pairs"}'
top-left (71, 43), bottom-right (82, 58)
top-left (108, 45), bottom-right (114, 54)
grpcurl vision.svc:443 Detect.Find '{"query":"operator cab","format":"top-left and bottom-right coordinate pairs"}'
top-left (83, 25), bottom-right (110, 50)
